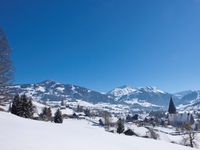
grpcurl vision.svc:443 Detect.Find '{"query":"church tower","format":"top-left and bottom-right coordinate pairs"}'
top-left (168, 97), bottom-right (177, 126)
top-left (168, 97), bottom-right (176, 114)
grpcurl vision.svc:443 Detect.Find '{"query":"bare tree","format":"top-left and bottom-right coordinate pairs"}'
top-left (102, 111), bottom-right (111, 130)
top-left (0, 28), bottom-right (13, 104)
top-left (181, 123), bottom-right (199, 148)
top-left (146, 127), bottom-right (159, 140)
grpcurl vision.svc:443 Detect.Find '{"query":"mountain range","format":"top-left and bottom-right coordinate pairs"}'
top-left (5, 80), bottom-right (200, 111)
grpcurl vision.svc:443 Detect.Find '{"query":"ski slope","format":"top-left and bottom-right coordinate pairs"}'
top-left (0, 112), bottom-right (195, 150)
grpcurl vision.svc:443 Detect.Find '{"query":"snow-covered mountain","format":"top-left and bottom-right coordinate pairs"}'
top-left (108, 85), bottom-right (174, 108)
top-left (4, 80), bottom-right (200, 110)
top-left (7, 80), bottom-right (113, 103)
top-left (175, 90), bottom-right (200, 111)
top-left (108, 85), bottom-right (137, 99)
top-left (175, 90), bottom-right (200, 104)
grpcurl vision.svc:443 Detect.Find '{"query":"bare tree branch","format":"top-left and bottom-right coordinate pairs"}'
top-left (0, 28), bottom-right (14, 104)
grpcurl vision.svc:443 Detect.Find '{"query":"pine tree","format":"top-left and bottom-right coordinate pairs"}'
top-left (11, 94), bottom-right (33, 119)
top-left (11, 94), bottom-right (20, 115)
top-left (168, 97), bottom-right (176, 114)
top-left (40, 107), bottom-right (47, 120)
top-left (117, 118), bottom-right (125, 134)
top-left (20, 94), bottom-right (33, 118)
top-left (16, 95), bottom-right (24, 117)
top-left (47, 107), bottom-right (52, 121)
top-left (40, 107), bottom-right (52, 121)
top-left (54, 109), bottom-right (63, 123)
top-left (26, 98), bottom-right (34, 118)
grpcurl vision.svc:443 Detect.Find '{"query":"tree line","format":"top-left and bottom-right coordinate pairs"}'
top-left (10, 94), bottom-right (63, 123)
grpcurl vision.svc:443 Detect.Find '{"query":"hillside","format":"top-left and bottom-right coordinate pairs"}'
top-left (0, 112), bottom-right (195, 150)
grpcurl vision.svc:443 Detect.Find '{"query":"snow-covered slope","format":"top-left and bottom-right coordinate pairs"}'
top-left (0, 112), bottom-right (195, 150)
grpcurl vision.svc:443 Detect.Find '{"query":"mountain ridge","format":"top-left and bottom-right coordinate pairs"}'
top-left (5, 80), bottom-right (200, 110)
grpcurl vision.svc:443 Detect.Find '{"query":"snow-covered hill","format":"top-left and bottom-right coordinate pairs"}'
top-left (0, 112), bottom-right (195, 150)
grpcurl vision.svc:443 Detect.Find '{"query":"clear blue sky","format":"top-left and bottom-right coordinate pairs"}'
top-left (1, 0), bottom-right (200, 93)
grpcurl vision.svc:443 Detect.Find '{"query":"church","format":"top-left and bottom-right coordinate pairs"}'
top-left (167, 97), bottom-right (194, 127)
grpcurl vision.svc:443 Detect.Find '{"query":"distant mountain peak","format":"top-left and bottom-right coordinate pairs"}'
top-left (139, 86), bottom-right (165, 94)
top-left (108, 85), bottom-right (137, 98)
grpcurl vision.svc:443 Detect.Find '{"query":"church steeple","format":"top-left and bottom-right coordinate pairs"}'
top-left (168, 97), bottom-right (176, 114)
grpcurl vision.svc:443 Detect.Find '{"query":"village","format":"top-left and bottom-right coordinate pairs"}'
top-left (31, 97), bottom-right (200, 139)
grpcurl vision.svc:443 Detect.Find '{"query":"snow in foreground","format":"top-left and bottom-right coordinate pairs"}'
top-left (0, 112), bottom-right (195, 150)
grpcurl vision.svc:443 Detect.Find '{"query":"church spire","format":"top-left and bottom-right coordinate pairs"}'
top-left (168, 97), bottom-right (176, 114)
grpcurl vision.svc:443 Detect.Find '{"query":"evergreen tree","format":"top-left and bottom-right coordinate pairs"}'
top-left (11, 94), bottom-right (33, 119)
top-left (11, 94), bottom-right (20, 115)
top-left (27, 99), bottom-right (34, 118)
top-left (168, 97), bottom-right (176, 114)
top-left (20, 94), bottom-right (33, 118)
top-left (117, 118), bottom-right (125, 134)
top-left (54, 109), bottom-right (63, 123)
top-left (40, 107), bottom-right (47, 120)
top-left (47, 107), bottom-right (52, 120)
top-left (40, 107), bottom-right (52, 121)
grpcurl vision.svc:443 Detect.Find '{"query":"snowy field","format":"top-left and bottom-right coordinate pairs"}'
top-left (0, 112), bottom-right (196, 150)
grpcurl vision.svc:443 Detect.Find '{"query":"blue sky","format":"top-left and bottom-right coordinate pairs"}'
top-left (1, 0), bottom-right (200, 93)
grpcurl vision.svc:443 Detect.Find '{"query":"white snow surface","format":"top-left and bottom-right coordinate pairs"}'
top-left (124, 99), bottom-right (160, 107)
top-left (56, 87), bottom-right (65, 92)
top-left (0, 112), bottom-right (195, 150)
top-left (36, 86), bottom-right (46, 92)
